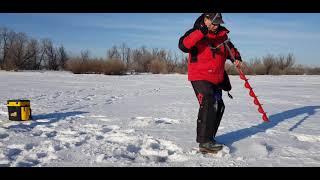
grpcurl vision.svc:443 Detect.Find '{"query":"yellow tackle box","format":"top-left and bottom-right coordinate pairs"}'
top-left (7, 99), bottom-right (32, 121)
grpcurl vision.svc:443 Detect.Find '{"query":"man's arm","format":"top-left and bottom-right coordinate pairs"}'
top-left (178, 25), bottom-right (208, 53)
top-left (226, 41), bottom-right (242, 63)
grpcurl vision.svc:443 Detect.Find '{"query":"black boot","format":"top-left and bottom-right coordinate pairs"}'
top-left (199, 141), bottom-right (223, 153)
top-left (209, 137), bottom-right (224, 147)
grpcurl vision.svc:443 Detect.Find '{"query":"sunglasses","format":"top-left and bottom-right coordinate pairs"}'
top-left (211, 23), bottom-right (220, 26)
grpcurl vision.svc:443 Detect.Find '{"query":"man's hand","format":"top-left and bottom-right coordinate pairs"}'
top-left (199, 24), bottom-right (208, 35)
top-left (234, 60), bottom-right (242, 67)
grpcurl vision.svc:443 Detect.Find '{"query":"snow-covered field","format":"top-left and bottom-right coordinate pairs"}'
top-left (0, 71), bottom-right (319, 167)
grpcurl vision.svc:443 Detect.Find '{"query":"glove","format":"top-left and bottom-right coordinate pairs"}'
top-left (199, 24), bottom-right (208, 35)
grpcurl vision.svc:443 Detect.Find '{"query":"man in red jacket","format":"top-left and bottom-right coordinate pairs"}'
top-left (179, 13), bottom-right (242, 153)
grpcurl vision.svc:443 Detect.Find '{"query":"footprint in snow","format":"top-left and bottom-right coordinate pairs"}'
top-left (82, 94), bottom-right (95, 101)
top-left (129, 117), bottom-right (180, 127)
top-left (105, 95), bottom-right (123, 104)
top-left (6, 148), bottom-right (23, 161)
top-left (0, 133), bottom-right (9, 139)
top-left (154, 118), bottom-right (180, 125)
top-left (45, 131), bottom-right (57, 138)
top-left (24, 143), bottom-right (37, 151)
top-left (90, 115), bottom-right (112, 122)
top-left (291, 133), bottom-right (320, 143)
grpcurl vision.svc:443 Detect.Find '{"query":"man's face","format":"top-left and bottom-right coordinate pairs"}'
top-left (204, 17), bottom-right (220, 32)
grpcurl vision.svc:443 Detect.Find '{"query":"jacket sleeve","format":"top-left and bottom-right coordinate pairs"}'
top-left (226, 41), bottom-right (242, 63)
top-left (179, 28), bottom-right (205, 53)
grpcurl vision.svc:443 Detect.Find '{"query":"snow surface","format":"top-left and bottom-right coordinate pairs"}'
top-left (0, 70), bottom-right (320, 167)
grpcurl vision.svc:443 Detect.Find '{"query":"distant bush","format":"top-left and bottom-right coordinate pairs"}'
top-left (238, 54), bottom-right (308, 75)
top-left (269, 66), bottom-right (282, 75)
top-left (246, 58), bottom-right (265, 75)
top-left (262, 54), bottom-right (276, 75)
top-left (66, 59), bottom-right (87, 74)
top-left (225, 62), bottom-right (238, 75)
top-left (253, 64), bottom-right (267, 75)
top-left (103, 59), bottom-right (127, 75)
top-left (225, 61), bottom-right (253, 75)
top-left (173, 65), bottom-right (188, 74)
top-left (306, 67), bottom-right (320, 75)
top-left (66, 58), bottom-right (126, 75)
top-left (148, 59), bottom-right (168, 74)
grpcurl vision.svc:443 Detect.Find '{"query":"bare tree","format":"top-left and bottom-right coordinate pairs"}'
top-left (57, 45), bottom-right (68, 70)
top-left (11, 32), bottom-right (27, 69)
top-left (81, 49), bottom-right (90, 63)
top-left (125, 47), bottom-right (131, 69)
top-left (36, 39), bottom-right (48, 70)
top-left (158, 49), bottom-right (167, 61)
top-left (285, 53), bottom-right (295, 69)
top-left (23, 38), bottom-right (39, 70)
top-left (0, 28), bottom-right (4, 68)
top-left (277, 54), bottom-right (286, 71)
top-left (0, 28), bottom-right (16, 69)
top-left (152, 48), bottom-right (159, 59)
top-left (42, 39), bottom-right (58, 70)
top-left (119, 43), bottom-right (131, 69)
top-left (165, 49), bottom-right (172, 62)
top-left (119, 43), bottom-right (126, 62)
top-left (131, 48), bottom-right (143, 72)
top-left (139, 46), bottom-right (153, 72)
top-left (9, 32), bottom-right (35, 70)
top-left (107, 45), bottom-right (121, 60)
top-left (263, 54), bottom-right (276, 75)
top-left (166, 51), bottom-right (178, 73)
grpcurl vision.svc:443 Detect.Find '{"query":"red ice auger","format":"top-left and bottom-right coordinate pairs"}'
top-left (224, 39), bottom-right (269, 122)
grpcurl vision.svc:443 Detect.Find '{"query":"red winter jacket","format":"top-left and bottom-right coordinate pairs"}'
top-left (179, 14), bottom-right (242, 85)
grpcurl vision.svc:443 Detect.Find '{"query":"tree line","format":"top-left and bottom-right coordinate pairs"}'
top-left (1, 26), bottom-right (319, 75)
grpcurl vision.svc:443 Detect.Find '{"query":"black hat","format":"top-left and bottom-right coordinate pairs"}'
top-left (204, 13), bottom-right (224, 24)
